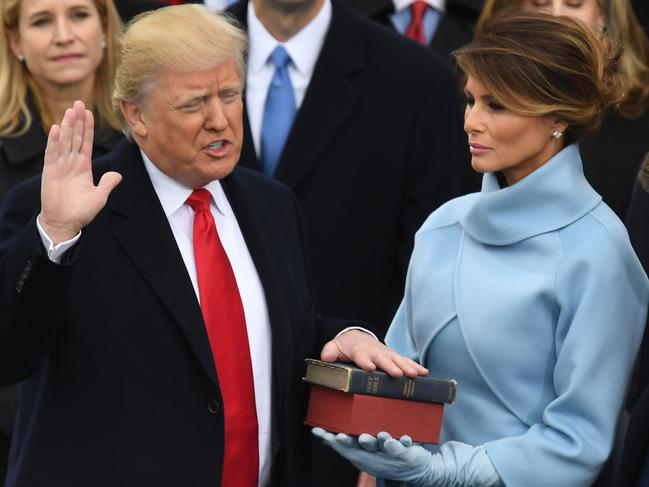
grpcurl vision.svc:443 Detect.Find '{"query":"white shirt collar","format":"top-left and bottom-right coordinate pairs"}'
top-left (247, 0), bottom-right (332, 77)
top-left (393, 0), bottom-right (445, 12)
top-left (140, 148), bottom-right (228, 217)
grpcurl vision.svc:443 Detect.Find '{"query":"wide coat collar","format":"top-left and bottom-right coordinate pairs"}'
top-left (460, 145), bottom-right (602, 246)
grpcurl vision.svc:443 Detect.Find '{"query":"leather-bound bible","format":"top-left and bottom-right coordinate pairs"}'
top-left (303, 360), bottom-right (456, 444)
top-left (303, 359), bottom-right (457, 403)
top-left (305, 385), bottom-right (444, 443)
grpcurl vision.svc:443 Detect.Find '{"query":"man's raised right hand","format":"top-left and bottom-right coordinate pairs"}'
top-left (39, 100), bottom-right (122, 245)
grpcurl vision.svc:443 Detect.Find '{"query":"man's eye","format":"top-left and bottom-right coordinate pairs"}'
top-left (221, 91), bottom-right (240, 103)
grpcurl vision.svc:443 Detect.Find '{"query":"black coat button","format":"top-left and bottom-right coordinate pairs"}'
top-left (208, 398), bottom-right (220, 414)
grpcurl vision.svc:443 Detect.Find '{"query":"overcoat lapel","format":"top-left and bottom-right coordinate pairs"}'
top-left (104, 141), bottom-right (220, 389)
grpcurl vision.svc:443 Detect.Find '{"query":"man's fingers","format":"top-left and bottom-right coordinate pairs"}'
top-left (58, 108), bottom-right (75, 154)
top-left (319, 340), bottom-right (340, 362)
top-left (45, 124), bottom-right (61, 160)
top-left (79, 109), bottom-right (95, 160)
top-left (366, 350), bottom-right (428, 378)
top-left (97, 172), bottom-right (123, 199)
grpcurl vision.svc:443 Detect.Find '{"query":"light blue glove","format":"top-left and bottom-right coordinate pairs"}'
top-left (312, 428), bottom-right (503, 487)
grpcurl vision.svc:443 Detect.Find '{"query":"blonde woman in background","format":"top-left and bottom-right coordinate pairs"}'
top-left (0, 0), bottom-right (123, 201)
top-left (0, 1), bottom-right (122, 483)
top-left (476, 0), bottom-right (649, 220)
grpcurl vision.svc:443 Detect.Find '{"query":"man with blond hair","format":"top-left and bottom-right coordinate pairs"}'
top-left (0, 6), bottom-right (424, 486)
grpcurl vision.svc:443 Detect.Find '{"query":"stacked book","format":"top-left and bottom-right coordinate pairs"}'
top-left (303, 359), bottom-right (457, 443)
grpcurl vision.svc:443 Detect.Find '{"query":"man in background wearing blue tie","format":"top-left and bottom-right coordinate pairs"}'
top-left (229, 0), bottom-right (473, 484)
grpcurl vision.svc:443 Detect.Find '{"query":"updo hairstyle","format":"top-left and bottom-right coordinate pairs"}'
top-left (454, 12), bottom-right (627, 144)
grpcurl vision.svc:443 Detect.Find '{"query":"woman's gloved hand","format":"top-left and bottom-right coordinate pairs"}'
top-left (312, 428), bottom-right (503, 487)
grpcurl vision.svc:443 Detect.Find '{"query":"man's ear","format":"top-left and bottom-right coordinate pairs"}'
top-left (120, 100), bottom-right (147, 138)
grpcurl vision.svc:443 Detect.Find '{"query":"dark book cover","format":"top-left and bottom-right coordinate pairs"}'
top-left (303, 359), bottom-right (457, 404)
top-left (304, 385), bottom-right (444, 443)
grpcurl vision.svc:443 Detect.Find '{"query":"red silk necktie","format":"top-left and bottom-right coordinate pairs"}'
top-left (405, 1), bottom-right (428, 45)
top-left (186, 189), bottom-right (259, 487)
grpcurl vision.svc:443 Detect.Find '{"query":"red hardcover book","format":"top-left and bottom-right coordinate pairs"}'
top-left (304, 385), bottom-right (444, 444)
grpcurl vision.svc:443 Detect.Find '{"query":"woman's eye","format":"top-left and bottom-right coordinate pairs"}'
top-left (72, 10), bottom-right (91, 20)
top-left (464, 97), bottom-right (475, 107)
top-left (488, 102), bottom-right (505, 111)
top-left (31, 17), bottom-right (50, 27)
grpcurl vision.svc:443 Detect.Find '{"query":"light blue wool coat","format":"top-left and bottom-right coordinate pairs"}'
top-left (386, 144), bottom-right (649, 486)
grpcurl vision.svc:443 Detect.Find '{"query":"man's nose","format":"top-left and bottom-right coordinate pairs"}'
top-left (205, 99), bottom-right (229, 131)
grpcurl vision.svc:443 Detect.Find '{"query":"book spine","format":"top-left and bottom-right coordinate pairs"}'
top-left (347, 370), bottom-right (455, 403)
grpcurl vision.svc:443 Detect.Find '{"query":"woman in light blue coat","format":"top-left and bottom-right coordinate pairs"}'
top-left (314, 12), bottom-right (649, 487)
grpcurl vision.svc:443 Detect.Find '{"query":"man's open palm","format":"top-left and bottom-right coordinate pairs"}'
top-left (40, 101), bottom-right (122, 245)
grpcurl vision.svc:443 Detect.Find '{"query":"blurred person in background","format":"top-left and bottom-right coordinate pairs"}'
top-left (0, 0), bottom-right (122, 482)
top-left (476, 0), bottom-right (649, 220)
top-left (342, 0), bottom-right (484, 67)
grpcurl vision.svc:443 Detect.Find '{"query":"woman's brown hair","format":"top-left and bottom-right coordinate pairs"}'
top-left (455, 12), bottom-right (626, 143)
top-left (475, 0), bottom-right (649, 119)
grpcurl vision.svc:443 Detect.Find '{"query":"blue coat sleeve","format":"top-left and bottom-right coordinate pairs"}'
top-left (484, 219), bottom-right (649, 486)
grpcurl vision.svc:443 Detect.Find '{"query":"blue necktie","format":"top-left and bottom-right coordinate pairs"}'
top-left (260, 46), bottom-right (296, 176)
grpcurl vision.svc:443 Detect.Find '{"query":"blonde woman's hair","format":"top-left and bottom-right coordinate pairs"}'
top-left (455, 12), bottom-right (626, 143)
top-left (0, 0), bottom-right (123, 137)
top-left (114, 5), bottom-right (248, 136)
top-left (475, 0), bottom-right (649, 119)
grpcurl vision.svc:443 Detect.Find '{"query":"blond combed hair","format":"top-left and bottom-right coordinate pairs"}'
top-left (475, 0), bottom-right (649, 119)
top-left (113, 4), bottom-right (248, 135)
top-left (456, 12), bottom-right (627, 143)
top-left (0, 0), bottom-right (123, 137)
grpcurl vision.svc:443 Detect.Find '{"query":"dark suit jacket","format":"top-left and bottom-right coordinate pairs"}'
top-left (0, 139), bottom-right (350, 487)
top-left (0, 102), bottom-right (121, 203)
top-left (632, 0), bottom-right (649, 38)
top-left (0, 100), bottom-right (121, 486)
top-left (343, 0), bottom-right (484, 65)
top-left (230, 0), bottom-right (474, 335)
top-left (579, 109), bottom-right (649, 220)
top-left (616, 180), bottom-right (649, 486)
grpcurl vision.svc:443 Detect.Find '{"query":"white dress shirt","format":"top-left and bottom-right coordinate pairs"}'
top-left (393, 0), bottom-right (445, 11)
top-left (141, 151), bottom-right (273, 487)
top-left (245, 0), bottom-right (332, 156)
top-left (37, 151), bottom-right (274, 487)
